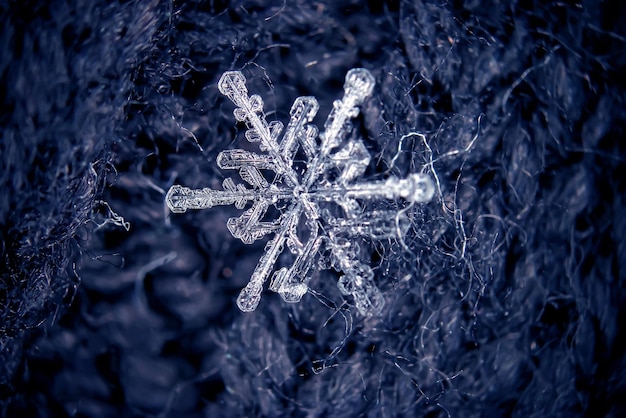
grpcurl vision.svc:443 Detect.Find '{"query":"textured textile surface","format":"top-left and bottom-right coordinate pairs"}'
top-left (2, 1), bottom-right (625, 416)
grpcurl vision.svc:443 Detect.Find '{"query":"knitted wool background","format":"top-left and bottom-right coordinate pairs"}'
top-left (1, 0), bottom-right (625, 417)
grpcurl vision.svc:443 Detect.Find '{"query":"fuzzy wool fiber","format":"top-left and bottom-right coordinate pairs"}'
top-left (2, 1), bottom-right (626, 417)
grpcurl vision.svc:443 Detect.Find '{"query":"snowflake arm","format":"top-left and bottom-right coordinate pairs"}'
top-left (280, 96), bottom-right (320, 162)
top-left (237, 201), bottom-right (305, 311)
top-left (218, 71), bottom-right (300, 187)
top-left (302, 69), bottom-right (375, 190)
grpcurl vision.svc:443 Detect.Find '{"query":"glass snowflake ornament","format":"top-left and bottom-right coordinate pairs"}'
top-left (166, 68), bottom-right (435, 315)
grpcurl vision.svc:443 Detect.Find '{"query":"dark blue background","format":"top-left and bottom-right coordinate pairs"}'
top-left (2, 0), bottom-right (625, 416)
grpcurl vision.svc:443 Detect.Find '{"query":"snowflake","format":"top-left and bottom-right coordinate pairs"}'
top-left (166, 68), bottom-right (434, 315)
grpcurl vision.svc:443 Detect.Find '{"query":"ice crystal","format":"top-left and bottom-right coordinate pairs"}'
top-left (166, 69), bottom-right (435, 315)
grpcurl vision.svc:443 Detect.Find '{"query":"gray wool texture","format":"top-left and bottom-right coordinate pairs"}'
top-left (2, 1), bottom-right (625, 417)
